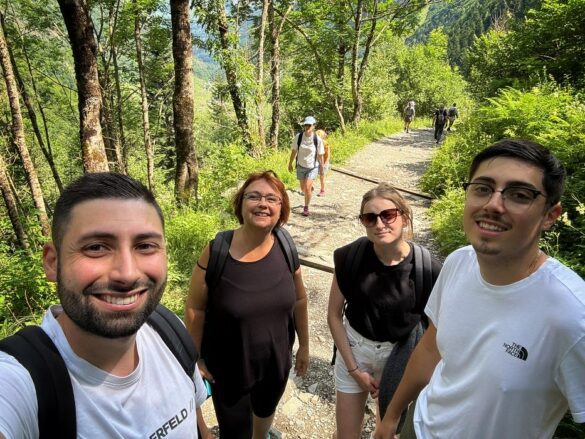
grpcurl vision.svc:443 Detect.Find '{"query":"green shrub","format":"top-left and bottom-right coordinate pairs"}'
top-left (0, 246), bottom-right (55, 322)
top-left (428, 188), bottom-right (467, 255)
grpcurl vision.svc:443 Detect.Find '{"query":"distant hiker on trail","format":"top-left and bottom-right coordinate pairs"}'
top-left (316, 129), bottom-right (331, 196)
top-left (288, 116), bottom-right (325, 216)
top-left (327, 183), bottom-right (441, 439)
top-left (447, 103), bottom-right (458, 131)
top-left (403, 101), bottom-right (416, 133)
top-left (0, 173), bottom-right (210, 438)
top-left (432, 105), bottom-right (448, 144)
top-left (374, 139), bottom-right (585, 439)
top-left (185, 171), bottom-right (309, 439)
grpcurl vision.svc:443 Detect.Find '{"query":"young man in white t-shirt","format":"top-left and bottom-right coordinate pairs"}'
top-left (288, 116), bottom-right (325, 217)
top-left (0, 173), bottom-right (210, 439)
top-left (375, 139), bottom-right (585, 439)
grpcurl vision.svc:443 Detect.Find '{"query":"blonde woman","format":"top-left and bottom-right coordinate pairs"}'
top-left (327, 183), bottom-right (441, 438)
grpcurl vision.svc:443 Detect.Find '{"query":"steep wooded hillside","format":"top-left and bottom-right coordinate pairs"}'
top-left (411, 0), bottom-right (542, 67)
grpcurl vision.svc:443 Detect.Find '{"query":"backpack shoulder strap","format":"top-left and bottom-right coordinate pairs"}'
top-left (344, 237), bottom-right (370, 283)
top-left (413, 244), bottom-right (423, 300)
top-left (147, 304), bottom-right (198, 378)
top-left (313, 133), bottom-right (320, 166)
top-left (0, 326), bottom-right (76, 438)
top-left (205, 230), bottom-right (234, 293)
top-left (412, 243), bottom-right (433, 304)
top-left (273, 227), bottom-right (300, 273)
top-left (296, 132), bottom-right (302, 148)
top-left (331, 237), bottom-right (368, 366)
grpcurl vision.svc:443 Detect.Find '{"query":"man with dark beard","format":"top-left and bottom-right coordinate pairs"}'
top-left (375, 140), bottom-right (585, 439)
top-left (0, 173), bottom-right (209, 438)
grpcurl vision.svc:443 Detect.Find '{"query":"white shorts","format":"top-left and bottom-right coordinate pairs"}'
top-left (334, 320), bottom-right (395, 394)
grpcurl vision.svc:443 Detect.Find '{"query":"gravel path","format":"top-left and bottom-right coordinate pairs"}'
top-left (201, 127), bottom-right (441, 438)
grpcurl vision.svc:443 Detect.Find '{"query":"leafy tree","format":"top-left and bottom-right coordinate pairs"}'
top-left (391, 29), bottom-right (471, 116)
top-left (466, 0), bottom-right (585, 99)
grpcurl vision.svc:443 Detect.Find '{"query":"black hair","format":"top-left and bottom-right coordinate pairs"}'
top-left (468, 139), bottom-right (566, 207)
top-left (52, 173), bottom-right (164, 250)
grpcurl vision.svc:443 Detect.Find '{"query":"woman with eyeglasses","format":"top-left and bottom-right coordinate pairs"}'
top-left (327, 183), bottom-right (441, 438)
top-left (185, 171), bottom-right (309, 439)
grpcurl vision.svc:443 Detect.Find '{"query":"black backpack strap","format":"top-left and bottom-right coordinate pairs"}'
top-left (345, 237), bottom-right (369, 284)
top-left (274, 227), bottom-right (300, 273)
top-left (412, 243), bottom-right (434, 329)
top-left (421, 245), bottom-right (433, 296)
top-left (331, 237), bottom-right (369, 365)
top-left (0, 326), bottom-right (76, 438)
top-left (147, 304), bottom-right (198, 378)
top-left (205, 230), bottom-right (234, 293)
top-left (313, 133), bottom-right (320, 167)
top-left (295, 132), bottom-right (302, 167)
top-left (413, 243), bottom-right (423, 301)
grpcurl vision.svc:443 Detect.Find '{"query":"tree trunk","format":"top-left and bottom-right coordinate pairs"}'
top-left (268, 1), bottom-right (290, 149)
top-left (112, 44), bottom-right (128, 174)
top-left (335, 36), bottom-right (347, 133)
top-left (134, 4), bottom-right (155, 193)
top-left (254, 0), bottom-right (269, 153)
top-left (2, 16), bottom-right (64, 193)
top-left (100, 76), bottom-right (122, 169)
top-left (214, 0), bottom-right (253, 152)
top-left (351, 0), bottom-right (379, 125)
top-left (350, 0), bottom-right (364, 125)
top-left (170, 0), bottom-right (198, 204)
top-left (57, 0), bottom-right (109, 173)
top-left (0, 17), bottom-right (51, 237)
top-left (0, 154), bottom-right (29, 250)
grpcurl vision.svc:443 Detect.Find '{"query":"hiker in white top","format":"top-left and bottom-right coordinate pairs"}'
top-left (0, 173), bottom-right (210, 439)
top-left (288, 116), bottom-right (325, 217)
top-left (375, 139), bottom-right (585, 439)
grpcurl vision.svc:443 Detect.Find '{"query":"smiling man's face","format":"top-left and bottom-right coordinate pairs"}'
top-left (463, 156), bottom-right (558, 262)
top-left (43, 198), bottom-right (167, 338)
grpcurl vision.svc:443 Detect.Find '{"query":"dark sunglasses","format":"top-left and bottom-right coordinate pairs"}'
top-left (359, 208), bottom-right (403, 227)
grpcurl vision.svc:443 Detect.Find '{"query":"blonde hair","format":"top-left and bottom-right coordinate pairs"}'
top-left (360, 182), bottom-right (413, 239)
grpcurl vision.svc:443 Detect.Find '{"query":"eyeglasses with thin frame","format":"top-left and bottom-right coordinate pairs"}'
top-left (359, 208), bottom-right (403, 227)
top-left (243, 191), bottom-right (282, 205)
top-left (462, 182), bottom-right (544, 212)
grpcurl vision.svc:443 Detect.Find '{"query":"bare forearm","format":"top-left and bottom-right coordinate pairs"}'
top-left (185, 308), bottom-right (206, 352)
top-left (327, 312), bottom-right (357, 370)
top-left (293, 297), bottom-right (309, 347)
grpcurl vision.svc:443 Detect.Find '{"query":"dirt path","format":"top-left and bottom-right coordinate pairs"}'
top-left (201, 128), bottom-right (440, 438)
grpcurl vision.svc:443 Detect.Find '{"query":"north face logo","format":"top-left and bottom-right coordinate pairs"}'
top-left (503, 342), bottom-right (528, 361)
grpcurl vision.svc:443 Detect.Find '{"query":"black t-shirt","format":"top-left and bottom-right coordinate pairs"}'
top-left (202, 241), bottom-right (296, 392)
top-left (334, 240), bottom-right (441, 343)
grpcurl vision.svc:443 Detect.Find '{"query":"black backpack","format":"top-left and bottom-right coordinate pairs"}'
top-left (0, 304), bottom-right (198, 438)
top-left (448, 107), bottom-right (457, 117)
top-left (295, 132), bottom-right (320, 168)
top-left (205, 227), bottom-right (300, 292)
top-left (435, 109), bottom-right (446, 124)
top-left (331, 238), bottom-right (436, 364)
